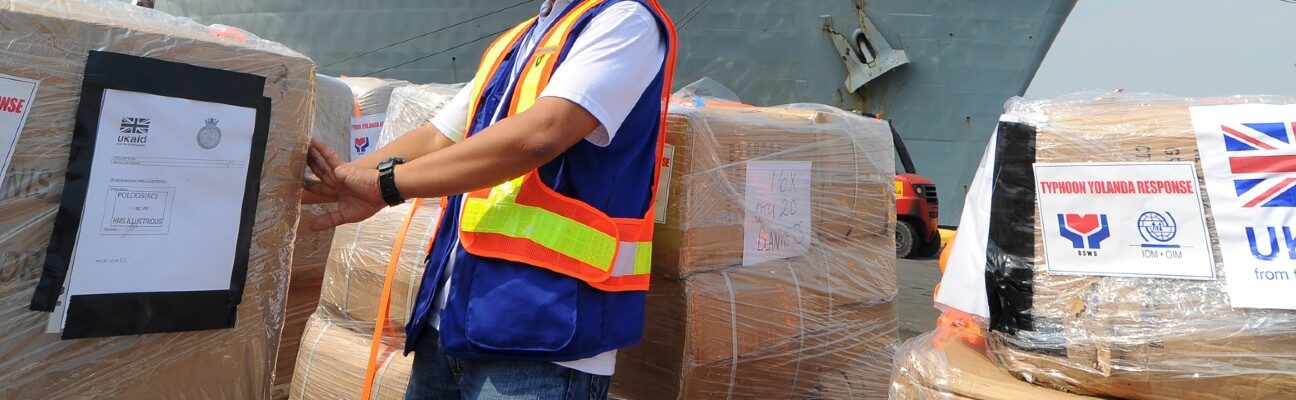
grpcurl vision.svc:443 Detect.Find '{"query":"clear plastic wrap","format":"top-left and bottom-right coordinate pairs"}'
top-left (612, 83), bottom-right (899, 400)
top-left (890, 322), bottom-right (1099, 400)
top-left (273, 73), bottom-right (356, 399)
top-left (976, 92), bottom-right (1296, 399)
top-left (0, 0), bottom-right (313, 398)
top-left (338, 76), bottom-right (413, 117)
top-left (377, 83), bottom-right (463, 147)
top-left (289, 199), bottom-right (441, 399)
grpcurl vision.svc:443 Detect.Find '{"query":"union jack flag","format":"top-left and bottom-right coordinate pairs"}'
top-left (1221, 122), bottom-right (1296, 207)
top-left (120, 117), bottom-right (150, 134)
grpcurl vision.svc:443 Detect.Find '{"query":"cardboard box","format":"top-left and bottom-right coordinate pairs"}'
top-left (320, 199), bottom-right (441, 328)
top-left (653, 104), bottom-right (897, 304)
top-left (0, 2), bottom-right (312, 397)
top-left (891, 334), bottom-right (1098, 400)
top-left (289, 314), bottom-right (413, 400)
top-left (612, 264), bottom-right (898, 400)
top-left (981, 94), bottom-right (1296, 399)
top-left (272, 74), bottom-right (356, 399)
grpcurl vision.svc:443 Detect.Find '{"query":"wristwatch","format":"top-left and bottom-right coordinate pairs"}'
top-left (377, 157), bottom-right (406, 206)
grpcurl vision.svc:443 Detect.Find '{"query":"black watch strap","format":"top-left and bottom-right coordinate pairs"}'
top-left (377, 157), bottom-right (406, 206)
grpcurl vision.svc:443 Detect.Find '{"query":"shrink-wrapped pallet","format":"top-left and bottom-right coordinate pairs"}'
top-left (653, 101), bottom-right (897, 302)
top-left (378, 83), bottom-right (461, 147)
top-left (272, 74), bottom-right (355, 399)
top-left (0, 1), bottom-right (313, 398)
top-left (613, 83), bottom-right (899, 400)
top-left (969, 93), bottom-right (1296, 399)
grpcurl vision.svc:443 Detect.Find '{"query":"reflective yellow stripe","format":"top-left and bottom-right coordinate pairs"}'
top-left (466, 19), bottom-right (534, 132)
top-left (633, 242), bottom-right (652, 275)
top-left (513, 0), bottom-right (604, 113)
top-left (461, 179), bottom-right (617, 270)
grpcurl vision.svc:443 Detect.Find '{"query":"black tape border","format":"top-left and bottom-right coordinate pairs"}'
top-left (30, 51), bottom-right (271, 340)
top-left (984, 120), bottom-right (1039, 334)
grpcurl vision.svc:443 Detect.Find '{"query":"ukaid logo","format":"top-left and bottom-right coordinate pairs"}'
top-left (1036, 163), bottom-right (1214, 279)
top-left (1192, 104), bottom-right (1296, 309)
top-left (117, 117), bottom-right (150, 146)
top-left (1057, 213), bottom-right (1110, 253)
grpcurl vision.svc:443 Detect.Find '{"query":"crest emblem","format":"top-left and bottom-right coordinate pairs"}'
top-left (197, 118), bottom-right (222, 149)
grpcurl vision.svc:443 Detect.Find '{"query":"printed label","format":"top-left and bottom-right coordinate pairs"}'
top-left (350, 113), bottom-right (385, 160)
top-left (653, 144), bottom-right (674, 224)
top-left (1191, 104), bottom-right (1296, 309)
top-left (0, 73), bottom-right (39, 189)
top-left (1035, 162), bottom-right (1215, 279)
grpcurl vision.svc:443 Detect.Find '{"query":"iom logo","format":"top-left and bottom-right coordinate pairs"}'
top-left (1137, 211), bottom-right (1179, 248)
top-left (354, 137), bottom-right (370, 154)
top-left (1057, 214), bottom-right (1111, 255)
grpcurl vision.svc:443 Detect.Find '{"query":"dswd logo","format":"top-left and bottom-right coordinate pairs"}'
top-left (354, 136), bottom-right (370, 154)
top-left (1058, 213), bottom-right (1110, 253)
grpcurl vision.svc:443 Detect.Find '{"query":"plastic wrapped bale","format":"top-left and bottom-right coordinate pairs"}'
top-left (338, 76), bottom-right (411, 117)
top-left (273, 74), bottom-right (355, 399)
top-left (377, 83), bottom-right (462, 147)
top-left (290, 199), bottom-right (441, 399)
top-left (318, 199), bottom-right (440, 329)
top-left (0, 1), bottom-right (313, 398)
top-left (890, 331), bottom-right (1099, 400)
top-left (290, 314), bottom-right (413, 400)
top-left (974, 92), bottom-right (1296, 400)
top-left (612, 89), bottom-right (899, 400)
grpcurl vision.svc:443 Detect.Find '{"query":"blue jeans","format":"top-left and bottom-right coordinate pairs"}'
top-left (406, 329), bottom-right (610, 400)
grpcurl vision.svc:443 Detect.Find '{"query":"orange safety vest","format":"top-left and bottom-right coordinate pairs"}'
top-left (455, 0), bottom-right (676, 292)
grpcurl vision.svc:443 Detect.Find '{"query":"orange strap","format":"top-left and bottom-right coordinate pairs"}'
top-left (360, 199), bottom-right (422, 400)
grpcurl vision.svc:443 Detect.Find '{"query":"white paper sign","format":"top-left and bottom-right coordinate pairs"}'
top-left (0, 73), bottom-right (39, 185)
top-left (1035, 162), bottom-right (1215, 279)
top-left (64, 89), bottom-right (256, 296)
top-left (653, 144), bottom-right (675, 224)
top-left (350, 113), bottom-right (385, 160)
top-left (1191, 104), bottom-right (1296, 309)
top-left (743, 161), bottom-right (812, 266)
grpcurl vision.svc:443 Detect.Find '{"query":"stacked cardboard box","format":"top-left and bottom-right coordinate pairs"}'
top-left (978, 93), bottom-right (1296, 399)
top-left (0, 1), bottom-right (312, 398)
top-left (272, 74), bottom-right (356, 399)
top-left (612, 98), bottom-right (898, 399)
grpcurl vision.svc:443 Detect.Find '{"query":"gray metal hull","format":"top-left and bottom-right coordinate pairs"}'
top-left (155, 0), bottom-right (1074, 222)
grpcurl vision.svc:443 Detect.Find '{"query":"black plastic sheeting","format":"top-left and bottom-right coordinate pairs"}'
top-left (30, 51), bottom-right (271, 339)
top-left (984, 121), bottom-right (1038, 334)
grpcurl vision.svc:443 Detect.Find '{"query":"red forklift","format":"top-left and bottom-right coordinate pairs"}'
top-left (889, 121), bottom-right (941, 258)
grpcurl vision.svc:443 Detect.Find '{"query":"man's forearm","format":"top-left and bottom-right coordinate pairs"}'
top-left (350, 123), bottom-right (455, 169)
top-left (391, 97), bottom-right (598, 199)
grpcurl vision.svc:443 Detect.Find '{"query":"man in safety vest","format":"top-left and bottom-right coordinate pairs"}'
top-left (303, 1), bottom-right (676, 398)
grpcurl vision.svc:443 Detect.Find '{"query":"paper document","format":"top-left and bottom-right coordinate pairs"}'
top-left (63, 89), bottom-right (256, 296)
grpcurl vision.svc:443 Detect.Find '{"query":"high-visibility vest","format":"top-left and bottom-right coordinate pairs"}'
top-left (456, 0), bottom-right (677, 292)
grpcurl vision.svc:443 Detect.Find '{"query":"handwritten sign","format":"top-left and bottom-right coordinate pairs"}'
top-left (743, 161), bottom-right (812, 266)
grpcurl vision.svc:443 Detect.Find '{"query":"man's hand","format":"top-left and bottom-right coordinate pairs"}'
top-left (304, 138), bottom-right (387, 231)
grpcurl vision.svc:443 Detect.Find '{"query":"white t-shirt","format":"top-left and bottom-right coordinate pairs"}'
top-left (427, 0), bottom-right (666, 376)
